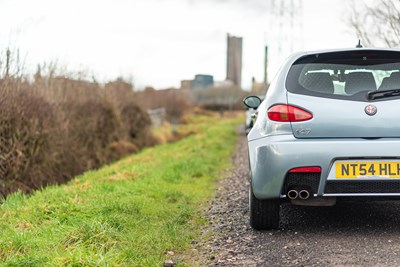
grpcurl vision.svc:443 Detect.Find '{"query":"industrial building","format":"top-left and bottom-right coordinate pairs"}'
top-left (180, 74), bottom-right (214, 90)
top-left (192, 74), bottom-right (214, 89)
top-left (226, 34), bottom-right (243, 87)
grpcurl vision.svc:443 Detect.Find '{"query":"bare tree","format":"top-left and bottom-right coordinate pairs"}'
top-left (349, 0), bottom-right (400, 47)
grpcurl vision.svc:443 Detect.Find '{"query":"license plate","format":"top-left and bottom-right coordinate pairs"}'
top-left (335, 161), bottom-right (400, 178)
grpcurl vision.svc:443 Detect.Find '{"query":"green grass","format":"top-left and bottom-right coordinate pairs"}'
top-left (0, 113), bottom-right (241, 266)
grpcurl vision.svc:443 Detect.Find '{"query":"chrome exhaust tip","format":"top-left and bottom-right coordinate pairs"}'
top-left (299, 190), bottom-right (310, 200)
top-left (287, 189), bottom-right (299, 200)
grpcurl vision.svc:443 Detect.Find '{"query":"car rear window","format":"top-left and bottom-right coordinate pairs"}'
top-left (286, 50), bottom-right (400, 101)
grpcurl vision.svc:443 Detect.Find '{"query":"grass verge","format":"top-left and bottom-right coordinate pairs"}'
top-left (0, 112), bottom-right (242, 266)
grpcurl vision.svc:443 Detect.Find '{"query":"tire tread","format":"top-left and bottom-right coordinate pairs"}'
top-left (249, 186), bottom-right (280, 230)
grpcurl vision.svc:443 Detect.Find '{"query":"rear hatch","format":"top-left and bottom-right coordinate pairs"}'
top-left (286, 50), bottom-right (400, 139)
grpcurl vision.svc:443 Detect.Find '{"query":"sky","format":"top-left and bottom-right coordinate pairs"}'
top-left (0, 0), bottom-right (360, 89)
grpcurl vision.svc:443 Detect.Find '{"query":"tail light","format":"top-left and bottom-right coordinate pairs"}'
top-left (267, 104), bottom-right (313, 122)
top-left (289, 167), bottom-right (321, 173)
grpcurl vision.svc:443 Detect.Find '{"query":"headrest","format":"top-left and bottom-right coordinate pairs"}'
top-left (345, 72), bottom-right (376, 94)
top-left (380, 71), bottom-right (400, 90)
top-left (302, 72), bottom-right (334, 94)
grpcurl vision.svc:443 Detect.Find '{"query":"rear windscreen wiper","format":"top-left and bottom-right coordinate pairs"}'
top-left (367, 88), bottom-right (400, 100)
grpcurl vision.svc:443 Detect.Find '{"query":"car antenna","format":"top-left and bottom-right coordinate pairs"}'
top-left (356, 39), bottom-right (363, 48)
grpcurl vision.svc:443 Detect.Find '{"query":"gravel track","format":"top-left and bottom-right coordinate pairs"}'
top-left (194, 127), bottom-right (400, 266)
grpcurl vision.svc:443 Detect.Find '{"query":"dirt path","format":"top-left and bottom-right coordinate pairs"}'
top-left (192, 127), bottom-right (400, 266)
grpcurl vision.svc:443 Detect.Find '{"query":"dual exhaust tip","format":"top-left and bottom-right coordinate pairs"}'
top-left (287, 189), bottom-right (311, 200)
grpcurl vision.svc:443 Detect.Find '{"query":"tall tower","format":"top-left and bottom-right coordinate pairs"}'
top-left (264, 45), bottom-right (268, 84)
top-left (226, 33), bottom-right (243, 87)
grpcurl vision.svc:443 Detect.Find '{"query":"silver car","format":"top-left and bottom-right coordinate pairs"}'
top-left (244, 48), bottom-right (400, 230)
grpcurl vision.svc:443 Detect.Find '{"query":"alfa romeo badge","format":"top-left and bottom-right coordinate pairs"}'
top-left (365, 104), bottom-right (377, 116)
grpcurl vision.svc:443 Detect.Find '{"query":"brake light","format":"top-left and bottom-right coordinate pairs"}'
top-left (267, 104), bottom-right (313, 122)
top-left (289, 167), bottom-right (321, 173)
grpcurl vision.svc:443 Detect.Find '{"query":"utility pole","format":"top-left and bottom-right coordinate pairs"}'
top-left (5, 48), bottom-right (10, 78)
top-left (274, 0), bottom-right (303, 56)
top-left (265, 0), bottom-right (303, 83)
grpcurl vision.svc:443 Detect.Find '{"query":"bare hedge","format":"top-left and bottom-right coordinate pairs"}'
top-left (0, 77), bottom-right (155, 196)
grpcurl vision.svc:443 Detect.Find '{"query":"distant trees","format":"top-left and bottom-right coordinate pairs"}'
top-left (349, 0), bottom-right (400, 47)
top-left (134, 87), bottom-right (193, 121)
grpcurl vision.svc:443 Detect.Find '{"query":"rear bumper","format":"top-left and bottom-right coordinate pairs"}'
top-left (248, 135), bottom-right (400, 199)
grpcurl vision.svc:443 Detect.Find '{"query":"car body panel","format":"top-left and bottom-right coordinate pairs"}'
top-left (247, 57), bottom-right (296, 141)
top-left (249, 135), bottom-right (400, 199)
top-left (287, 93), bottom-right (400, 138)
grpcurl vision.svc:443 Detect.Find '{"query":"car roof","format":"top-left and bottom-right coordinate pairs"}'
top-left (293, 47), bottom-right (400, 57)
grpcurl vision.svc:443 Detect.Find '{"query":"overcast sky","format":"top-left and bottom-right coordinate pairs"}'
top-left (0, 0), bottom-right (360, 89)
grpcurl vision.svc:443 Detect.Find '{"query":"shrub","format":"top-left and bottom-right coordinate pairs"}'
top-left (58, 100), bottom-right (121, 173)
top-left (0, 89), bottom-right (59, 195)
top-left (0, 74), bottom-right (157, 197)
top-left (0, 50), bottom-right (198, 196)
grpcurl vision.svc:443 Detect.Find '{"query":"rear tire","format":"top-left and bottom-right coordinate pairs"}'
top-left (249, 184), bottom-right (280, 230)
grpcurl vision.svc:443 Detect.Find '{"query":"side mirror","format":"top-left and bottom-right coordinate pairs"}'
top-left (243, 96), bottom-right (262, 109)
